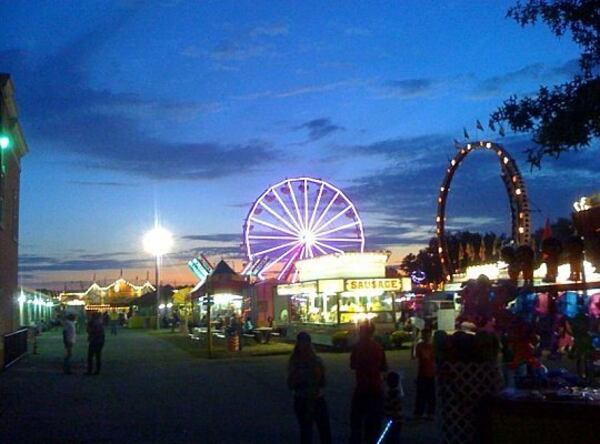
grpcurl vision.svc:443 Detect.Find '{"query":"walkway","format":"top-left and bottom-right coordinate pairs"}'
top-left (0, 329), bottom-right (437, 443)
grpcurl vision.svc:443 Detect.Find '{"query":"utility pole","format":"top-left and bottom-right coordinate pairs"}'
top-left (204, 293), bottom-right (214, 358)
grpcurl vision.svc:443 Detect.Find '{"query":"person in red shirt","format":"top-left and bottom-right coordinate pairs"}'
top-left (414, 329), bottom-right (435, 420)
top-left (350, 322), bottom-right (388, 444)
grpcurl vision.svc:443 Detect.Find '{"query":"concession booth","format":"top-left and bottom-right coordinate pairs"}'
top-left (277, 252), bottom-right (404, 345)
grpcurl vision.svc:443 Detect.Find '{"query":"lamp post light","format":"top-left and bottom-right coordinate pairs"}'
top-left (143, 226), bottom-right (173, 330)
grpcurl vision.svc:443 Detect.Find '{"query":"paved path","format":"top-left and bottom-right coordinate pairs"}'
top-left (0, 329), bottom-right (438, 443)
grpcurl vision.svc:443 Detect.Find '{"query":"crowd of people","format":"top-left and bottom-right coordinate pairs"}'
top-left (61, 311), bottom-right (115, 376)
top-left (287, 322), bottom-right (435, 444)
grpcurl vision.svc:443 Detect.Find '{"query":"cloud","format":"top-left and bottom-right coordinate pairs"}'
top-left (473, 60), bottom-right (581, 98)
top-left (249, 23), bottom-right (289, 37)
top-left (550, 58), bottom-right (581, 77)
top-left (92, 93), bottom-right (220, 121)
top-left (78, 251), bottom-right (133, 259)
top-left (171, 246), bottom-right (243, 261)
top-left (236, 79), bottom-right (363, 100)
top-left (19, 256), bottom-right (152, 272)
top-left (295, 118), bottom-right (345, 142)
top-left (209, 40), bottom-right (268, 62)
top-left (181, 233), bottom-right (241, 243)
top-left (365, 222), bottom-right (435, 249)
top-left (19, 254), bottom-right (61, 265)
top-left (341, 133), bottom-right (453, 169)
top-left (6, 17), bottom-right (281, 181)
top-left (182, 22), bottom-right (287, 64)
top-left (375, 75), bottom-right (474, 100)
top-left (68, 181), bottom-right (138, 187)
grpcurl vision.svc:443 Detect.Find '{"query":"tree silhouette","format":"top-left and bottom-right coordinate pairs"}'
top-left (490, 0), bottom-right (600, 167)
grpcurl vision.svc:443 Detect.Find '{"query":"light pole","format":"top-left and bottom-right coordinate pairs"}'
top-left (143, 226), bottom-right (173, 330)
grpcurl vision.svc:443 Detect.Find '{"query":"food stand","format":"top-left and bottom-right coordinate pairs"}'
top-left (190, 260), bottom-right (248, 325)
top-left (277, 252), bottom-right (403, 345)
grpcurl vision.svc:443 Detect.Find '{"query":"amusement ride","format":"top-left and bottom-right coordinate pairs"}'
top-left (243, 177), bottom-right (365, 281)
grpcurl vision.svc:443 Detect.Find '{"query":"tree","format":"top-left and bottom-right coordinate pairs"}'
top-left (490, 0), bottom-right (600, 167)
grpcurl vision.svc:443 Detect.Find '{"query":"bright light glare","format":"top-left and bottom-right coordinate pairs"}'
top-left (158, 303), bottom-right (166, 310)
top-left (143, 226), bottom-right (173, 257)
top-left (0, 135), bottom-right (10, 150)
top-left (166, 302), bottom-right (173, 308)
top-left (301, 230), bottom-right (316, 247)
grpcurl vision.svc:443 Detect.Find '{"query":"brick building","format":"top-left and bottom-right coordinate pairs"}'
top-left (0, 74), bottom-right (28, 363)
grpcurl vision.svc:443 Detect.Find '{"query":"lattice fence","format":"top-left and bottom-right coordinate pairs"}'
top-left (438, 361), bottom-right (502, 444)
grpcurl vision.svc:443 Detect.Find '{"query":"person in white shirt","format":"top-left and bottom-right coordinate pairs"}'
top-left (62, 314), bottom-right (76, 374)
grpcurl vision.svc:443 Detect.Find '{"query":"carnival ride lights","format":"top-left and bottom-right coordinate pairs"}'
top-left (461, 260), bottom-right (600, 284)
top-left (244, 177), bottom-right (365, 281)
top-left (436, 140), bottom-right (531, 281)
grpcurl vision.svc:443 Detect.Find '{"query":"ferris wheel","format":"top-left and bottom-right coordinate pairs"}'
top-left (244, 177), bottom-right (365, 281)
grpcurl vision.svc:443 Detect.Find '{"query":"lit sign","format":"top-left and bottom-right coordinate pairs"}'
top-left (345, 279), bottom-right (401, 291)
top-left (277, 281), bottom-right (318, 296)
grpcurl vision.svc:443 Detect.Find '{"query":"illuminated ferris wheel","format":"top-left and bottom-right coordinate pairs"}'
top-left (244, 177), bottom-right (365, 281)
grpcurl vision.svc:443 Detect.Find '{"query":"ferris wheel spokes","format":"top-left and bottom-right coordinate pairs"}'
top-left (303, 179), bottom-right (309, 230)
top-left (308, 182), bottom-right (325, 230)
top-left (317, 237), bottom-right (363, 243)
top-left (248, 234), bottom-right (299, 240)
top-left (287, 181), bottom-right (304, 229)
top-left (251, 217), bottom-right (297, 236)
top-left (272, 188), bottom-right (303, 232)
top-left (259, 200), bottom-right (300, 234)
top-left (315, 240), bottom-right (344, 254)
top-left (252, 240), bottom-right (301, 257)
top-left (278, 246), bottom-right (303, 281)
top-left (312, 204), bottom-right (353, 234)
top-left (311, 191), bottom-right (340, 233)
top-left (260, 242), bottom-right (301, 274)
top-left (315, 220), bottom-right (361, 237)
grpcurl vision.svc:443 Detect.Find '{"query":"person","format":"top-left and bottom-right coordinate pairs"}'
top-left (62, 314), bottom-right (77, 374)
top-left (288, 332), bottom-right (332, 444)
top-left (414, 329), bottom-right (435, 420)
top-left (109, 310), bottom-right (119, 335)
top-left (243, 316), bottom-right (254, 333)
top-left (382, 371), bottom-right (403, 444)
top-left (172, 311), bottom-right (181, 333)
top-left (87, 312), bottom-right (105, 375)
top-left (350, 322), bottom-right (388, 444)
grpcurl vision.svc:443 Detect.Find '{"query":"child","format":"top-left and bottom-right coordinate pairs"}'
top-left (382, 371), bottom-right (403, 444)
top-left (414, 329), bottom-right (435, 420)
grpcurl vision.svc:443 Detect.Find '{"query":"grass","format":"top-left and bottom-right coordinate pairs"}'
top-left (147, 330), bottom-right (294, 359)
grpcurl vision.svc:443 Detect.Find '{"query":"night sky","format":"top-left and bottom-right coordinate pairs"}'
top-left (1, 1), bottom-right (597, 289)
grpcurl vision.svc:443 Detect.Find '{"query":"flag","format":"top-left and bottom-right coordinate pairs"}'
top-left (476, 120), bottom-right (484, 131)
top-left (463, 127), bottom-right (470, 139)
top-left (499, 124), bottom-right (505, 137)
top-left (542, 218), bottom-right (552, 240)
top-left (488, 120), bottom-right (496, 132)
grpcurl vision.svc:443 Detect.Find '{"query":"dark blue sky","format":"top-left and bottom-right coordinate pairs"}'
top-left (1, 0), bottom-right (597, 288)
